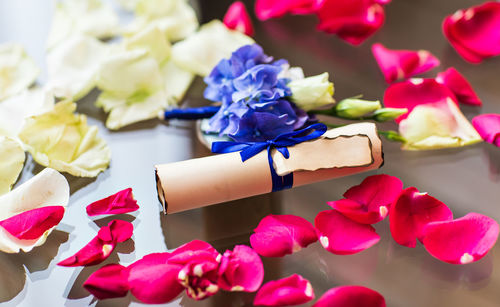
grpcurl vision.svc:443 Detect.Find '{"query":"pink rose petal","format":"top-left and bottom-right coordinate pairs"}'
top-left (250, 215), bottom-right (317, 257)
top-left (390, 187), bottom-right (453, 248)
top-left (443, 2), bottom-right (500, 63)
top-left (313, 285), bottom-right (386, 307)
top-left (315, 210), bottom-right (380, 255)
top-left (328, 174), bottom-right (403, 224)
top-left (423, 213), bottom-right (499, 264)
top-left (383, 78), bottom-right (458, 122)
top-left (316, 0), bottom-right (386, 45)
top-left (84, 264), bottom-right (130, 300)
top-left (218, 245), bottom-right (264, 292)
top-left (371, 43), bottom-right (440, 83)
top-left (255, 0), bottom-right (319, 21)
top-left (435, 67), bottom-right (482, 106)
top-left (0, 206), bottom-right (65, 240)
top-left (254, 274), bottom-right (314, 306)
top-left (58, 220), bottom-right (133, 267)
top-left (472, 114), bottom-right (500, 147)
top-left (86, 188), bottom-right (139, 216)
top-left (223, 1), bottom-right (254, 36)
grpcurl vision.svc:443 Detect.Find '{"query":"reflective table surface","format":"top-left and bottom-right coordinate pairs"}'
top-left (0, 0), bottom-right (499, 306)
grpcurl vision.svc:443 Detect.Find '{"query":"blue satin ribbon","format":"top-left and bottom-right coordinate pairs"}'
top-left (163, 106), bottom-right (220, 120)
top-left (211, 123), bottom-right (328, 192)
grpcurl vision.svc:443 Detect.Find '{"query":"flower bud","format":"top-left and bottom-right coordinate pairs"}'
top-left (373, 108), bottom-right (408, 122)
top-left (335, 98), bottom-right (381, 119)
top-left (288, 72), bottom-right (334, 111)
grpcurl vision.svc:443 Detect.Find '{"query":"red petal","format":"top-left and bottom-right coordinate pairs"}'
top-left (329, 174), bottom-right (403, 224)
top-left (390, 187), bottom-right (453, 248)
top-left (84, 264), bottom-right (130, 300)
top-left (255, 0), bottom-right (319, 21)
top-left (316, 0), bottom-right (386, 45)
top-left (98, 219), bottom-right (134, 243)
top-left (253, 274), bottom-right (314, 306)
top-left (218, 245), bottom-right (264, 292)
top-left (223, 2), bottom-right (254, 36)
top-left (250, 215), bottom-right (317, 257)
top-left (442, 2), bottom-right (500, 63)
top-left (315, 210), bottom-right (380, 255)
top-left (371, 43), bottom-right (440, 83)
top-left (383, 78), bottom-right (458, 123)
top-left (86, 188), bottom-right (139, 216)
top-left (0, 206), bottom-right (65, 240)
top-left (313, 285), bottom-right (386, 307)
top-left (472, 113), bottom-right (500, 147)
top-left (435, 67), bottom-right (481, 106)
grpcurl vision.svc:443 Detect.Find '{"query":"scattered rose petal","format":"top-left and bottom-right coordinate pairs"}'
top-left (316, 0), bottom-right (386, 45)
top-left (0, 136), bottom-right (25, 195)
top-left (255, 0), bottom-right (319, 21)
top-left (0, 43), bottom-right (39, 100)
top-left (86, 188), bottom-right (139, 216)
top-left (218, 245), bottom-right (264, 292)
top-left (254, 274), bottom-right (314, 306)
top-left (315, 210), bottom-right (380, 255)
top-left (328, 174), bottom-right (403, 224)
top-left (371, 43), bottom-right (440, 83)
top-left (442, 2), bottom-right (500, 63)
top-left (250, 215), bottom-right (317, 257)
top-left (84, 264), bottom-right (130, 300)
top-left (390, 187), bottom-right (453, 248)
top-left (58, 220), bottom-right (133, 267)
top-left (313, 285), bottom-right (386, 307)
top-left (472, 114), bottom-right (500, 147)
top-left (0, 206), bottom-right (64, 240)
top-left (435, 67), bottom-right (481, 106)
top-left (224, 2), bottom-right (254, 36)
top-left (423, 213), bottom-right (499, 264)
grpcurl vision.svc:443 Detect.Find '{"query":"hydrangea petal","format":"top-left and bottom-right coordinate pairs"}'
top-left (84, 264), bottom-right (130, 300)
top-left (423, 213), bottom-right (499, 264)
top-left (218, 245), bottom-right (263, 292)
top-left (0, 137), bottom-right (25, 195)
top-left (250, 215), bottom-right (317, 257)
top-left (315, 210), bottom-right (380, 255)
top-left (19, 100), bottom-right (111, 177)
top-left (255, 0), bottom-right (319, 21)
top-left (0, 206), bottom-right (64, 240)
top-left (371, 43), bottom-right (440, 83)
top-left (390, 187), bottom-right (453, 248)
top-left (313, 286), bottom-right (386, 307)
top-left (224, 1), bottom-right (254, 36)
top-left (435, 67), bottom-right (481, 106)
top-left (253, 274), bottom-right (314, 306)
top-left (86, 188), bottom-right (139, 216)
top-left (0, 43), bottom-right (39, 100)
top-left (328, 174), bottom-right (403, 224)
top-left (316, 0), bottom-right (386, 45)
top-left (442, 2), bottom-right (500, 63)
top-left (472, 114), bottom-right (500, 147)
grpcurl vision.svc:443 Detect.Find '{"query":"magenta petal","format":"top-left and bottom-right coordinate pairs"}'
top-left (316, 0), bottom-right (386, 45)
top-left (253, 274), bottom-right (314, 306)
top-left (329, 174), bottom-right (403, 224)
top-left (250, 215), bottom-right (317, 257)
top-left (98, 219), bottom-right (134, 243)
top-left (0, 206), bottom-right (65, 240)
top-left (443, 2), bottom-right (500, 64)
top-left (371, 43), bottom-right (440, 83)
top-left (218, 245), bottom-right (264, 292)
top-left (383, 78), bottom-right (458, 122)
top-left (313, 286), bottom-right (386, 307)
top-left (390, 187), bottom-right (453, 248)
top-left (472, 114), bottom-right (500, 147)
top-left (86, 188), bottom-right (139, 216)
top-left (315, 210), bottom-right (380, 255)
top-left (435, 68), bottom-right (481, 106)
top-left (223, 1), bottom-right (254, 36)
top-left (255, 0), bottom-right (318, 21)
top-left (423, 213), bottom-right (499, 264)
top-left (84, 264), bottom-right (130, 300)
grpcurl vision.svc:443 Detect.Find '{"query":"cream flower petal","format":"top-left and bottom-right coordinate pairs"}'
top-left (19, 100), bottom-right (111, 177)
top-left (289, 72), bottom-right (335, 111)
top-left (125, 26), bottom-right (171, 64)
top-left (171, 20), bottom-right (254, 76)
top-left (0, 44), bottom-right (39, 101)
top-left (0, 137), bottom-right (25, 196)
top-left (0, 168), bottom-right (69, 253)
top-left (46, 35), bottom-right (111, 100)
top-left (161, 59), bottom-right (194, 105)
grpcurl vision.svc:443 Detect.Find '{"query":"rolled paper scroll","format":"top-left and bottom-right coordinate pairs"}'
top-left (155, 123), bottom-right (383, 214)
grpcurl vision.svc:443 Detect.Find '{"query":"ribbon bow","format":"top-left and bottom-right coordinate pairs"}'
top-left (211, 123), bottom-right (328, 192)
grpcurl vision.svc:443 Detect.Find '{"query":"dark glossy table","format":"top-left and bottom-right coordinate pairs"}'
top-left (0, 0), bottom-right (499, 306)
